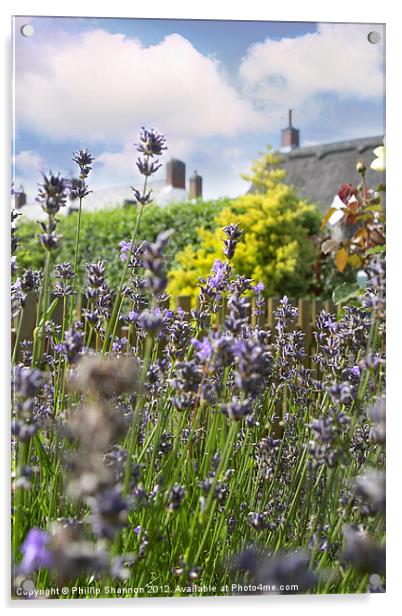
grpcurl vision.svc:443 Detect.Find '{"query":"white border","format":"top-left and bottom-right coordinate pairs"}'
top-left (1, 1), bottom-right (401, 614)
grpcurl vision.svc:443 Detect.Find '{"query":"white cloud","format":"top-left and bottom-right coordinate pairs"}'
top-left (239, 23), bottom-right (384, 128)
top-left (94, 148), bottom-right (138, 185)
top-left (12, 150), bottom-right (72, 203)
top-left (14, 23), bottom-right (385, 199)
top-left (13, 150), bottom-right (47, 199)
top-left (15, 29), bottom-right (263, 145)
top-left (94, 132), bottom-right (199, 188)
top-left (13, 150), bottom-right (44, 176)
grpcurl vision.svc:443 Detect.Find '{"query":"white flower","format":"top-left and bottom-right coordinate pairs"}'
top-left (370, 144), bottom-right (385, 172)
top-left (327, 195), bottom-right (345, 225)
top-left (327, 193), bottom-right (358, 226)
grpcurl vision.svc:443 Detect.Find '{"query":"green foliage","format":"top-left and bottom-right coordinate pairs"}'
top-left (332, 282), bottom-right (361, 304)
top-left (241, 145), bottom-right (286, 192)
top-left (16, 198), bottom-right (229, 288)
top-left (169, 150), bottom-right (321, 302)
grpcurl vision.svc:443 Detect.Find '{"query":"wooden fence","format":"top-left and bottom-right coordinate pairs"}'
top-left (12, 293), bottom-right (336, 359)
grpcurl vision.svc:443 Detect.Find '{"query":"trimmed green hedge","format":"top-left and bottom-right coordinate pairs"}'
top-left (16, 198), bottom-right (229, 289)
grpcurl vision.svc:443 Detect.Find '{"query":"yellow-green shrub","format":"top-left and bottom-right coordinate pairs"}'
top-left (168, 175), bottom-right (320, 303)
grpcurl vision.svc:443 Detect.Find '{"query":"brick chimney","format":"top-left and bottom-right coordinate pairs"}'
top-left (281, 109), bottom-right (300, 151)
top-left (166, 158), bottom-right (186, 189)
top-left (189, 170), bottom-right (202, 199)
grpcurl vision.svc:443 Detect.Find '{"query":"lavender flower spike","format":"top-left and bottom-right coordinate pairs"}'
top-left (136, 128), bottom-right (167, 157)
top-left (223, 223), bottom-right (243, 260)
top-left (18, 528), bottom-right (53, 575)
top-left (36, 172), bottom-right (69, 216)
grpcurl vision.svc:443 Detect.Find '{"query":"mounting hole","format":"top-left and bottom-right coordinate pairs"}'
top-left (21, 579), bottom-right (35, 591)
top-left (367, 31), bottom-right (381, 44)
top-left (20, 24), bottom-right (34, 37)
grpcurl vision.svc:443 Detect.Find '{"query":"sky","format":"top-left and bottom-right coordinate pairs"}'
top-left (12, 16), bottom-right (385, 202)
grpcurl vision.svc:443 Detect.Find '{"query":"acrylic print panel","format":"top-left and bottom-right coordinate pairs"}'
top-left (11, 15), bottom-right (385, 600)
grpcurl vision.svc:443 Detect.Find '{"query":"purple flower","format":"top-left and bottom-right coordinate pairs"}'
top-left (253, 282), bottom-right (265, 294)
top-left (232, 336), bottom-right (272, 398)
top-left (70, 178), bottom-right (91, 200)
top-left (222, 397), bottom-right (253, 421)
top-left (13, 366), bottom-right (46, 398)
top-left (119, 240), bottom-right (133, 262)
top-left (198, 258), bottom-right (233, 312)
top-left (351, 365), bottom-right (361, 378)
top-left (135, 127), bottom-right (167, 158)
top-left (39, 218), bottom-right (61, 251)
top-left (131, 187), bottom-right (153, 206)
top-left (136, 158), bottom-right (162, 177)
top-left (223, 223), bottom-right (243, 260)
top-left (165, 312), bottom-right (193, 360)
top-left (127, 310), bottom-right (139, 323)
top-left (229, 275), bottom-right (253, 295)
top-left (72, 148), bottom-right (94, 180)
top-left (139, 308), bottom-right (163, 332)
top-left (11, 279), bottom-right (25, 318)
top-left (112, 337), bottom-right (128, 353)
top-left (55, 262), bottom-right (74, 280)
top-left (192, 337), bottom-right (213, 362)
top-left (142, 229), bottom-right (173, 296)
top-left (19, 529), bottom-right (53, 575)
top-left (168, 484), bottom-right (185, 510)
top-left (61, 323), bottom-right (84, 364)
top-left (36, 172), bottom-right (69, 215)
top-left (274, 296), bottom-right (298, 336)
top-left (225, 293), bottom-right (250, 334)
top-left (207, 259), bottom-right (231, 293)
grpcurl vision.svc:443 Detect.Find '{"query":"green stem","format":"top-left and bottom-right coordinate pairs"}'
top-left (11, 311), bottom-right (23, 364)
top-left (193, 421), bottom-right (238, 562)
top-left (103, 159), bottom-right (150, 354)
top-left (54, 295), bottom-right (68, 415)
top-left (123, 334), bottom-right (153, 495)
top-left (36, 249), bottom-right (51, 363)
top-left (69, 196), bottom-right (84, 325)
top-left (102, 200), bottom-right (146, 354)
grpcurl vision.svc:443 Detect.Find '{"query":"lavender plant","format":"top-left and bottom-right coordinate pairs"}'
top-left (11, 129), bottom-right (385, 599)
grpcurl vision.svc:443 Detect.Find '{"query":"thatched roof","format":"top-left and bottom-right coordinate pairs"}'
top-left (271, 136), bottom-right (384, 212)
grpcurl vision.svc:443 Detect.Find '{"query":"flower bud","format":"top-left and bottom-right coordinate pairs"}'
top-left (356, 159), bottom-right (366, 175)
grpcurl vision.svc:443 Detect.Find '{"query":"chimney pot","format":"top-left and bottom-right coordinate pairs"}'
top-left (189, 170), bottom-right (202, 199)
top-left (281, 109), bottom-right (300, 151)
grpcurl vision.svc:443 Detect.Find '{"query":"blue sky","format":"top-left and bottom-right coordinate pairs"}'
top-left (13, 16), bottom-right (385, 201)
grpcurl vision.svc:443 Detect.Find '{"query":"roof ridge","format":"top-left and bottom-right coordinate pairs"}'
top-left (284, 135), bottom-right (383, 158)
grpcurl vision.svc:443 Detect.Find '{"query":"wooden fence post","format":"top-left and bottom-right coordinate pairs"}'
top-left (12, 293), bottom-right (341, 361)
top-left (298, 298), bottom-right (312, 361)
top-left (267, 298), bottom-right (279, 329)
top-left (177, 295), bottom-right (192, 313)
top-left (18, 292), bottom-right (38, 353)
